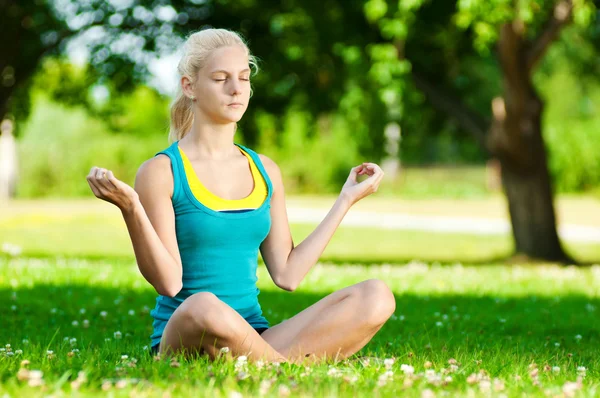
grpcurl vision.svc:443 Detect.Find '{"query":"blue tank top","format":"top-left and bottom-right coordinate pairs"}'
top-left (149, 141), bottom-right (272, 347)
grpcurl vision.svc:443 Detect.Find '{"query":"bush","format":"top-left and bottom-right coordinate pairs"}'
top-left (17, 94), bottom-right (168, 198)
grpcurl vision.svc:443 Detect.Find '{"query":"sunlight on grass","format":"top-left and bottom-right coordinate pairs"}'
top-left (1, 257), bottom-right (599, 396)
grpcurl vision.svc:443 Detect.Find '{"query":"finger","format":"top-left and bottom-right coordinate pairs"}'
top-left (87, 166), bottom-right (99, 180)
top-left (94, 168), bottom-right (113, 191)
top-left (86, 178), bottom-right (103, 198)
top-left (95, 167), bottom-right (106, 180)
top-left (348, 165), bottom-right (364, 182)
top-left (105, 170), bottom-right (121, 190)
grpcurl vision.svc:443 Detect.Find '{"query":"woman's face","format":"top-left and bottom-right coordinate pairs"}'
top-left (183, 45), bottom-right (251, 124)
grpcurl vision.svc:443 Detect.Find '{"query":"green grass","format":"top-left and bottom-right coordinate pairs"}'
top-left (1, 198), bottom-right (600, 396)
top-left (1, 257), bottom-right (600, 397)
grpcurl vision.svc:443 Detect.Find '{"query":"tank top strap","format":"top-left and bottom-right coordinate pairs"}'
top-left (154, 142), bottom-right (184, 203)
top-left (234, 144), bottom-right (274, 202)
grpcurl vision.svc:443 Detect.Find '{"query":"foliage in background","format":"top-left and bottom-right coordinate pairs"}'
top-left (17, 94), bottom-right (168, 198)
top-left (538, 27), bottom-right (600, 192)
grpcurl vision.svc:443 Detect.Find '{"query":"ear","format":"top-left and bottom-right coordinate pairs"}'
top-left (181, 75), bottom-right (195, 98)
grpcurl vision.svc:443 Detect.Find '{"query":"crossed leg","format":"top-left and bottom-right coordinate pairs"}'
top-left (158, 279), bottom-right (395, 364)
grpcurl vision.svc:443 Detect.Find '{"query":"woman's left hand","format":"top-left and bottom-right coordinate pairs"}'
top-left (340, 162), bottom-right (384, 207)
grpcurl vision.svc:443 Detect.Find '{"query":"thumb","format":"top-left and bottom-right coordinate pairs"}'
top-left (105, 170), bottom-right (123, 190)
top-left (347, 165), bottom-right (363, 183)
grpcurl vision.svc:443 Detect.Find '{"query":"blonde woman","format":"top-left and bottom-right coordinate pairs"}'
top-left (86, 28), bottom-right (395, 364)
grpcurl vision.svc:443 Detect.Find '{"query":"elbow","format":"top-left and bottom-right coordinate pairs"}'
top-left (156, 281), bottom-right (182, 298)
top-left (275, 276), bottom-right (297, 292)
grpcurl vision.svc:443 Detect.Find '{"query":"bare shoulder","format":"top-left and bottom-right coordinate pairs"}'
top-left (258, 154), bottom-right (283, 194)
top-left (135, 154), bottom-right (174, 197)
top-left (258, 153), bottom-right (281, 178)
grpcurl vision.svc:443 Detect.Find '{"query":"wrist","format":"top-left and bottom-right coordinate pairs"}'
top-left (337, 192), bottom-right (354, 211)
top-left (120, 197), bottom-right (142, 217)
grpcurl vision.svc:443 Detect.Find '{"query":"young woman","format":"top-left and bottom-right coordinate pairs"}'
top-left (86, 28), bottom-right (395, 364)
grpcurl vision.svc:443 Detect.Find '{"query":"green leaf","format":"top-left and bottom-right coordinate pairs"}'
top-left (364, 0), bottom-right (389, 23)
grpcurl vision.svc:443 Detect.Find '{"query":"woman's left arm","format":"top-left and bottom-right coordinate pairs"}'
top-left (259, 155), bottom-right (384, 291)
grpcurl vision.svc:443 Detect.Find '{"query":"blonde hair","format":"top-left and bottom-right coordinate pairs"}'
top-left (168, 28), bottom-right (258, 143)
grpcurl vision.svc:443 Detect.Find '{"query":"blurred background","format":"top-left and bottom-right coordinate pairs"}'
top-left (0, 0), bottom-right (599, 265)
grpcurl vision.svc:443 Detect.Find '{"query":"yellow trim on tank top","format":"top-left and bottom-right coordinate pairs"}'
top-left (178, 146), bottom-right (267, 211)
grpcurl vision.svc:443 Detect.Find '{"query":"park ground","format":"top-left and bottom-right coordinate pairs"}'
top-left (1, 195), bottom-right (599, 397)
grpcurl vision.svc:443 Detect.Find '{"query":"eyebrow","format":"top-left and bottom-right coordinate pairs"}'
top-left (211, 69), bottom-right (251, 74)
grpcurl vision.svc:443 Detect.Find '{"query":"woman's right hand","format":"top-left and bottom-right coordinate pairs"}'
top-left (86, 166), bottom-right (139, 212)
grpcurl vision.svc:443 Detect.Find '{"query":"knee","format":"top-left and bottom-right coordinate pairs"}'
top-left (355, 279), bottom-right (396, 326)
top-left (179, 292), bottom-right (230, 334)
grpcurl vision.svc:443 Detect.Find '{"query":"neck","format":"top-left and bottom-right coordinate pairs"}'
top-left (180, 119), bottom-right (238, 160)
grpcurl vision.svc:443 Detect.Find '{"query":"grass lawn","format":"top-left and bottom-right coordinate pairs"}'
top-left (1, 257), bottom-right (599, 397)
top-left (1, 198), bottom-right (599, 396)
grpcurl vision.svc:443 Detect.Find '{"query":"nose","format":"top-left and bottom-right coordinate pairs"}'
top-left (229, 79), bottom-right (242, 96)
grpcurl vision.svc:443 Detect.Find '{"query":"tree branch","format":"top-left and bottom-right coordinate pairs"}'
top-left (526, 0), bottom-right (573, 72)
top-left (410, 68), bottom-right (490, 152)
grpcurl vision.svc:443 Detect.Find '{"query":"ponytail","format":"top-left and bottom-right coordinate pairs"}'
top-left (168, 91), bottom-right (194, 143)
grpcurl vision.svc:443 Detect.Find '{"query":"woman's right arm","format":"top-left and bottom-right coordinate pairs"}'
top-left (86, 155), bottom-right (183, 297)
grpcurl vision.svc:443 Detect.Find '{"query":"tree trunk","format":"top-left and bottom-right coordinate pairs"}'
top-left (489, 22), bottom-right (572, 262)
top-left (498, 114), bottom-right (570, 262)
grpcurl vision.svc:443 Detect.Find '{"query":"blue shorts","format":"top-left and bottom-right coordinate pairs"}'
top-left (150, 327), bottom-right (269, 355)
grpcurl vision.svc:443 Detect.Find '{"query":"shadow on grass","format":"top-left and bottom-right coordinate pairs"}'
top-left (2, 284), bottom-right (600, 366)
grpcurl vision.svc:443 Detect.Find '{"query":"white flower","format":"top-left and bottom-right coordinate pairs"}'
top-left (69, 338), bottom-right (77, 346)
top-left (384, 358), bottom-right (395, 369)
top-left (15, 349), bottom-right (23, 355)
top-left (236, 355), bottom-right (247, 363)
top-left (327, 367), bottom-right (341, 377)
top-left (113, 331), bottom-right (122, 339)
top-left (421, 388), bottom-right (435, 398)
top-left (29, 370), bottom-right (43, 379)
top-left (555, 342), bottom-right (560, 347)
top-left (278, 384), bottom-right (291, 397)
top-left (575, 334), bottom-right (582, 340)
top-left (46, 350), bottom-right (53, 355)
top-left (220, 347), bottom-right (230, 354)
top-left (79, 309), bottom-right (86, 314)
top-left (10, 305), bottom-right (16, 311)
top-left (400, 364), bottom-right (415, 375)
top-left (436, 321), bottom-right (443, 327)
top-left (83, 320), bottom-right (90, 328)
top-left (121, 355), bottom-right (129, 360)
top-left (128, 310), bottom-right (135, 316)
top-left (22, 339), bottom-right (29, 345)
top-left (100, 311), bottom-right (107, 318)
top-left (259, 379), bottom-right (272, 395)
top-left (50, 308), bottom-right (57, 314)
top-left (479, 379), bottom-right (492, 391)
top-left (552, 366), bottom-right (560, 373)
top-left (563, 381), bottom-right (580, 397)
